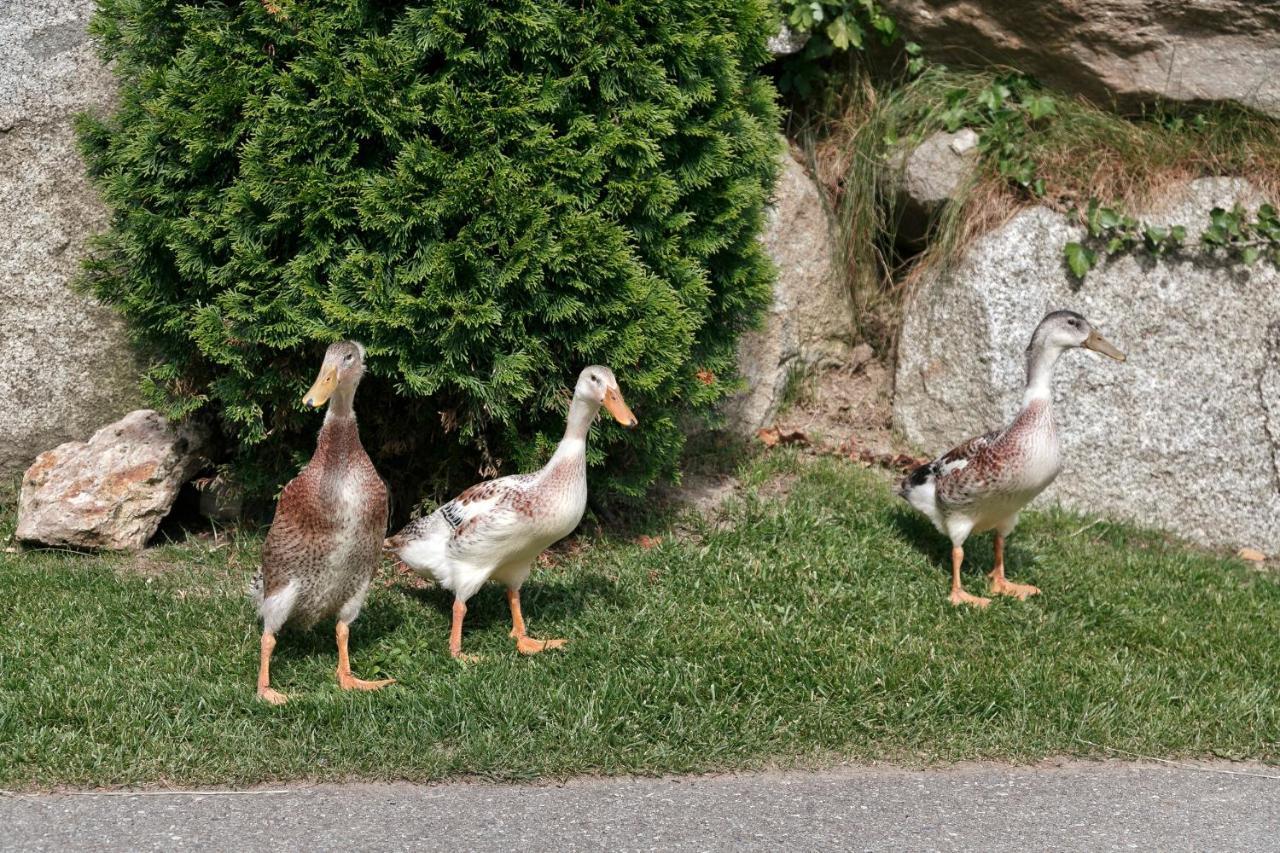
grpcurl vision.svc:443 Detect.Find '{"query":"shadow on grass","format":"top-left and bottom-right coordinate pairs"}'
top-left (268, 596), bottom-right (403, 663)
top-left (392, 571), bottom-right (624, 634)
top-left (886, 506), bottom-right (951, 575)
top-left (886, 505), bottom-right (1028, 583)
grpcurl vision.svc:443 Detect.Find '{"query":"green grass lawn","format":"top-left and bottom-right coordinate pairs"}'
top-left (2, 450), bottom-right (1278, 789)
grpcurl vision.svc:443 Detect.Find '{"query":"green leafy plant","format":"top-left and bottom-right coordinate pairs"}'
top-left (78, 0), bottom-right (781, 505)
top-left (779, 0), bottom-right (897, 52)
top-left (932, 74), bottom-right (1056, 196)
top-left (1064, 200), bottom-right (1279, 280)
top-left (1201, 203), bottom-right (1280, 266)
top-left (772, 0), bottom-right (906, 93)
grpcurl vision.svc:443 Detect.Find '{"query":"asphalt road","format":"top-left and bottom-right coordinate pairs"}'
top-left (4, 761), bottom-right (1278, 851)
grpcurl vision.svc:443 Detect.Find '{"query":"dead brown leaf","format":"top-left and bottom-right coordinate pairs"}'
top-left (756, 427), bottom-right (809, 448)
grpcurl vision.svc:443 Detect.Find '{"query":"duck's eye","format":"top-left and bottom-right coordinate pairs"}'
top-left (344, 353), bottom-right (355, 363)
top-left (1067, 318), bottom-right (1078, 327)
top-left (591, 374), bottom-right (600, 384)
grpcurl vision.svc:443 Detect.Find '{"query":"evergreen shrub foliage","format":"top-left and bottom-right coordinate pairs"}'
top-left (79, 0), bottom-right (780, 503)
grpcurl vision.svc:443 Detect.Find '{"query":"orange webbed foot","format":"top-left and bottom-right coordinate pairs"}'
top-left (258, 686), bottom-right (289, 705)
top-left (515, 636), bottom-right (567, 655)
top-left (989, 574), bottom-right (1041, 600)
top-left (336, 670), bottom-right (396, 691)
top-left (949, 588), bottom-right (992, 608)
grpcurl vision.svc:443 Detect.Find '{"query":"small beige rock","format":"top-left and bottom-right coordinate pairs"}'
top-left (1238, 547), bottom-right (1267, 563)
top-left (16, 410), bottom-right (206, 551)
top-left (849, 342), bottom-right (875, 372)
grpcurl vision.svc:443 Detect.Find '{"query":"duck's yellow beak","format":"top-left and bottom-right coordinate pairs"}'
top-left (602, 386), bottom-right (637, 429)
top-left (1083, 330), bottom-right (1126, 362)
top-left (303, 366), bottom-right (338, 408)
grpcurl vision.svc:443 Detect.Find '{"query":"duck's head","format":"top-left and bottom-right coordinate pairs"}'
top-left (575, 365), bottom-right (637, 428)
top-left (1030, 311), bottom-right (1125, 362)
top-left (303, 340), bottom-right (366, 409)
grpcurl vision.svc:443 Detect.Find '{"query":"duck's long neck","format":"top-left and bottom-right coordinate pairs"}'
top-left (325, 383), bottom-right (356, 421)
top-left (1022, 342), bottom-right (1066, 408)
top-left (315, 384), bottom-right (361, 469)
top-left (536, 394), bottom-right (597, 485)
top-left (555, 394), bottom-right (599, 454)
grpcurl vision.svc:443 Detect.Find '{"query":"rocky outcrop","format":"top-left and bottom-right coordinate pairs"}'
top-left (889, 128), bottom-right (979, 244)
top-left (882, 0), bottom-right (1280, 118)
top-left (0, 0), bottom-right (142, 477)
top-left (725, 147), bottom-right (853, 433)
top-left (895, 177), bottom-right (1280, 553)
top-left (16, 410), bottom-right (206, 551)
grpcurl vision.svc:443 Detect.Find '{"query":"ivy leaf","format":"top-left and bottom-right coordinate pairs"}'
top-left (1202, 224), bottom-right (1226, 246)
top-left (940, 107), bottom-right (967, 132)
top-left (1242, 246), bottom-right (1261, 265)
top-left (1169, 225), bottom-right (1187, 244)
top-left (1085, 198), bottom-right (1102, 235)
top-left (1143, 225), bottom-right (1168, 251)
top-left (827, 15), bottom-right (851, 49)
top-left (1064, 242), bottom-right (1096, 279)
top-left (1025, 94), bottom-right (1057, 120)
top-left (977, 84), bottom-right (1005, 112)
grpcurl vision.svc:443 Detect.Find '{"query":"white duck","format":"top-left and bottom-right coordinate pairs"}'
top-left (386, 366), bottom-right (637, 657)
top-left (898, 311), bottom-right (1125, 607)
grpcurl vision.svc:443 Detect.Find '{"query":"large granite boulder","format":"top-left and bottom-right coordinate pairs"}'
top-left (895, 177), bottom-right (1280, 553)
top-left (882, 0), bottom-right (1280, 118)
top-left (17, 410), bottom-right (207, 551)
top-left (888, 128), bottom-right (980, 245)
top-left (0, 1), bottom-right (142, 478)
top-left (724, 147), bottom-right (853, 433)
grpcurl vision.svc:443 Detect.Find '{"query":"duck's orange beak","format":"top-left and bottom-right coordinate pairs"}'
top-left (303, 366), bottom-right (338, 408)
top-left (1083, 330), bottom-right (1126, 362)
top-left (602, 386), bottom-right (637, 429)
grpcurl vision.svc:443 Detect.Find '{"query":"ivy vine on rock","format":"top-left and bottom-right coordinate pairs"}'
top-left (1064, 200), bottom-right (1280, 281)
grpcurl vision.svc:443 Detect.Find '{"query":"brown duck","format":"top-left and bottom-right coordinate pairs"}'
top-left (252, 341), bottom-right (395, 704)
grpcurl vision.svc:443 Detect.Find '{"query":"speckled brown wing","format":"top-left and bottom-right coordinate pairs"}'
top-left (259, 467), bottom-right (330, 599)
top-left (931, 400), bottom-right (1055, 510)
top-left (901, 430), bottom-right (998, 494)
top-left (933, 430), bottom-right (1004, 510)
top-left (353, 454), bottom-right (390, 581)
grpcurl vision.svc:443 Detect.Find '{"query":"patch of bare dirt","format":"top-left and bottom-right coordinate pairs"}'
top-left (769, 351), bottom-right (926, 479)
top-left (657, 352), bottom-right (928, 531)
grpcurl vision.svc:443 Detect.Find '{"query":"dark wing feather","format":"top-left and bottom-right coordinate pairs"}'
top-left (898, 429), bottom-right (1000, 496)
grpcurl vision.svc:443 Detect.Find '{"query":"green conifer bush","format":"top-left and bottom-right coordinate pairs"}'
top-left (78, 0), bottom-right (780, 503)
